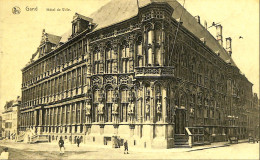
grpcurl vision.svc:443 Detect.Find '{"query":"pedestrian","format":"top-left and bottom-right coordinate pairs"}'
top-left (58, 137), bottom-right (65, 155)
top-left (0, 147), bottom-right (9, 160)
top-left (124, 140), bottom-right (128, 154)
top-left (76, 137), bottom-right (80, 147)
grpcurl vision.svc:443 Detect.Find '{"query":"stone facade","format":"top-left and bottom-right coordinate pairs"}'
top-left (20, 2), bottom-right (259, 148)
top-left (2, 97), bottom-right (21, 140)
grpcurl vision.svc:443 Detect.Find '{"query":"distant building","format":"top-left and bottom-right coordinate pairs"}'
top-left (0, 116), bottom-right (2, 138)
top-left (2, 96), bottom-right (21, 140)
top-left (20, 0), bottom-right (259, 148)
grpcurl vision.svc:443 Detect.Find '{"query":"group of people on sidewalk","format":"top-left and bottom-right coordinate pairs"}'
top-left (58, 137), bottom-right (129, 155)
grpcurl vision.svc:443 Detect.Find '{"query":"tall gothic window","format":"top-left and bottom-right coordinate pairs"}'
top-left (155, 23), bottom-right (162, 66)
top-left (121, 41), bottom-right (129, 73)
top-left (93, 89), bottom-right (99, 122)
top-left (105, 44), bottom-right (113, 74)
top-left (106, 87), bottom-right (113, 122)
top-left (136, 36), bottom-right (143, 67)
top-left (94, 48), bottom-right (100, 74)
top-left (147, 26), bottom-right (153, 66)
top-left (120, 87), bottom-right (129, 122)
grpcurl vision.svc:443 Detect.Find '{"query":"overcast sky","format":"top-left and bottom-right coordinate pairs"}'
top-left (0, 0), bottom-right (259, 113)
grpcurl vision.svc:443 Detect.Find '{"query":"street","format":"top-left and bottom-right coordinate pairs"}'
top-left (0, 141), bottom-right (259, 159)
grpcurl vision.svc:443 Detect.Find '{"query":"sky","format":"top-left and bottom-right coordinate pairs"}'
top-left (0, 0), bottom-right (259, 113)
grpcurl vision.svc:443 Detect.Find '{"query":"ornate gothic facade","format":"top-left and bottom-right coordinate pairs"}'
top-left (20, 1), bottom-right (259, 148)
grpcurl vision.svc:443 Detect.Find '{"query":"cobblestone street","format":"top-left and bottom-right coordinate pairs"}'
top-left (0, 141), bottom-right (258, 159)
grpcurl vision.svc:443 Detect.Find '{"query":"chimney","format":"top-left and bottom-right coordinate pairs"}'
top-left (195, 16), bottom-right (200, 24)
top-left (216, 24), bottom-right (223, 46)
top-left (204, 20), bottom-right (207, 29)
top-left (226, 37), bottom-right (232, 56)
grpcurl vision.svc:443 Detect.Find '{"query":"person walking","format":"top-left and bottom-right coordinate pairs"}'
top-left (58, 137), bottom-right (65, 155)
top-left (76, 137), bottom-right (80, 147)
top-left (124, 140), bottom-right (128, 154)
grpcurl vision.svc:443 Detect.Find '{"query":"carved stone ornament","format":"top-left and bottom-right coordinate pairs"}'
top-left (146, 103), bottom-right (150, 114)
top-left (104, 75), bottom-right (116, 85)
top-left (119, 75), bottom-right (129, 84)
top-left (112, 103), bottom-right (119, 114)
top-left (92, 76), bottom-right (101, 86)
top-left (156, 103), bottom-right (162, 114)
top-left (98, 103), bottom-right (104, 115)
top-left (86, 104), bottom-right (91, 115)
top-left (128, 103), bottom-right (135, 115)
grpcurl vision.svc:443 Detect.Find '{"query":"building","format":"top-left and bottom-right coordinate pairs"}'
top-left (19, 0), bottom-right (259, 148)
top-left (0, 116), bottom-right (2, 138)
top-left (2, 97), bottom-right (21, 140)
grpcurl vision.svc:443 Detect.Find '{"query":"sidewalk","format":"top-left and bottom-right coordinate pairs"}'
top-left (0, 139), bottom-right (249, 153)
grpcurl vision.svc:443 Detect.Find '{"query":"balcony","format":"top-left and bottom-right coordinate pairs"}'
top-left (135, 66), bottom-right (175, 78)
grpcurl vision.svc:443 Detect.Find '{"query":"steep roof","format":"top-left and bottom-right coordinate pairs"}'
top-left (60, 29), bottom-right (72, 43)
top-left (45, 33), bottom-right (62, 45)
top-left (89, 0), bottom-right (236, 66)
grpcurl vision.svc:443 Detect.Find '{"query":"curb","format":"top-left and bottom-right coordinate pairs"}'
top-left (186, 144), bottom-right (230, 152)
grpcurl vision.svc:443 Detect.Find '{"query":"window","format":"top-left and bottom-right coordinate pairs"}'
top-left (121, 41), bottom-right (130, 73)
top-left (72, 104), bottom-right (76, 124)
top-left (93, 89), bottom-right (99, 122)
top-left (155, 24), bottom-right (162, 65)
top-left (76, 103), bottom-right (80, 123)
top-left (136, 36), bottom-right (143, 67)
top-left (66, 105), bottom-right (70, 124)
top-left (147, 27), bottom-right (153, 65)
top-left (106, 87), bottom-right (113, 122)
top-left (77, 68), bottom-right (81, 88)
top-left (120, 87), bottom-right (129, 122)
top-left (82, 66), bottom-right (87, 85)
top-left (62, 106), bottom-right (65, 125)
top-left (105, 46), bottom-right (113, 73)
top-left (63, 74), bottom-right (67, 91)
top-left (68, 72), bottom-right (71, 90)
top-left (93, 48), bottom-right (101, 74)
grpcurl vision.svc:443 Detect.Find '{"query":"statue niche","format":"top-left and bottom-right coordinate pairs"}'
top-left (112, 103), bottom-right (119, 114)
top-left (112, 90), bottom-right (119, 114)
top-left (155, 87), bottom-right (162, 121)
top-left (86, 103), bottom-right (91, 115)
top-left (145, 89), bottom-right (150, 120)
top-left (128, 102), bottom-right (135, 115)
top-left (128, 91), bottom-right (135, 115)
top-left (98, 103), bottom-right (104, 115)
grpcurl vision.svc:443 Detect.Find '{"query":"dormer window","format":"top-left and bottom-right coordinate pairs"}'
top-left (71, 13), bottom-right (94, 36)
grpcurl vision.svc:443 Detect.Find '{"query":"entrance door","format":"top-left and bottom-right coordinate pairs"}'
top-left (175, 109), bottom-right (186, 134)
